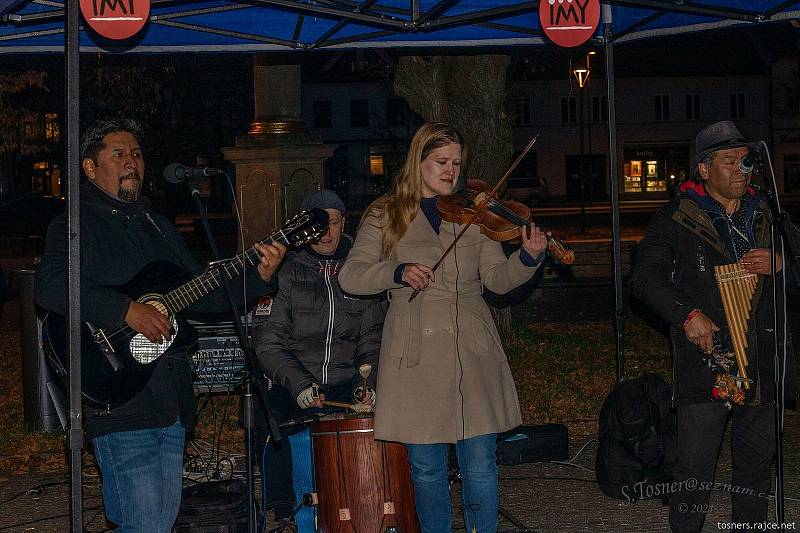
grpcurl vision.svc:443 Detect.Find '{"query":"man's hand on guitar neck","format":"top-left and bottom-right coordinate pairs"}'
top-left (125, 301), bottom-right (173, 343)
top-left (254, 242), bottom-right (287, 282)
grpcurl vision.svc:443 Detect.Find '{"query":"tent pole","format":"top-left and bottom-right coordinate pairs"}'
top-left (65, 0), bottom-right (83, 530)
top-left (603, 5), bottom-right (625, 383)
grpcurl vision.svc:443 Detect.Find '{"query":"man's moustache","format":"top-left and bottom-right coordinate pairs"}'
top-left (120, 172), bottom-right (141, 183)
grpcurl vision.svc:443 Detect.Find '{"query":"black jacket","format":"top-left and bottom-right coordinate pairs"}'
top-left (35, 181), bottom-right (274, 437)
top-left (253, 236), bottom-right (385, 401)
top-left (629, 181), bottom-right (799, 406)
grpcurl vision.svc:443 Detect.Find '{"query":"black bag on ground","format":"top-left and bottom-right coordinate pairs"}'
top-left (497, 423), bottom-right (569, 465)
top-left (595, 373), bottom-right (676, 502)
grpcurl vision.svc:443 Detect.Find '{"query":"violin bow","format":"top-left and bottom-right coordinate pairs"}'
top-left (408, 134), bottom-right (539, 302)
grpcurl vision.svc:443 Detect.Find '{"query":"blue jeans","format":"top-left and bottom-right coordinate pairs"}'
top-left (406, 433), bottom-right (498, 533)
top-left (93, 419), bottom-right (186, 533)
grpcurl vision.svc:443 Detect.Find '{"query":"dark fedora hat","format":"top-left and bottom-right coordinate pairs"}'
top-left (693, 120), bottom-right (749, 166)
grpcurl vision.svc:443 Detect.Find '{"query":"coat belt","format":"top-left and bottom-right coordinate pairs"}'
top-left (387, 287), bottom-right (485, 368)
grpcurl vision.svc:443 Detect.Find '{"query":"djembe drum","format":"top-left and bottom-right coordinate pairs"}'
top-left (311, 413), bottom-right (419, 533)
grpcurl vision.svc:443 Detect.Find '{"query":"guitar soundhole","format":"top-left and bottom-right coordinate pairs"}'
top-left (129, 298), bottom-right (178, 365)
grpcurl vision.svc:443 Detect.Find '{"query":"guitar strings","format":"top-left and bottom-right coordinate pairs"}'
top-left (95, 218), bottom-right (322, 344)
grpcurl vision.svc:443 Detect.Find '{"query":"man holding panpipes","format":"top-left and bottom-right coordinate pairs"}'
top-left (630, 120), bottom-right (800, 532)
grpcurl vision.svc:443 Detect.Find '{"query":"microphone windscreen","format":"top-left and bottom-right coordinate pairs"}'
top-left (163, 163), bottom-right (185, 184)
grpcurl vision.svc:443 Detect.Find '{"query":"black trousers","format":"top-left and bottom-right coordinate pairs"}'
top-left (669, 402), bottom-right (775, 533)
top-left (253, 382), bottom-right (352, 520)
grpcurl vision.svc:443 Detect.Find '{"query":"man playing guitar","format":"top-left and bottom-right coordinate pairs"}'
top-left (35, 117), bottom-right (286, 532)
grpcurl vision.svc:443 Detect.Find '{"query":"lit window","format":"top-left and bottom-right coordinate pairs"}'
top-left (624, 160), bottom-right (642, 193)
top-left (45, 113), bottom-right (61, 143)
top-left (33, 161), bottom-right (48, 170)
top-left (369, 155), bottom-right (384, 176)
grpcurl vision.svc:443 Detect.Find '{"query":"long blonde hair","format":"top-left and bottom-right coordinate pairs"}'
top-left (361, 123), bottom-right (465, 259)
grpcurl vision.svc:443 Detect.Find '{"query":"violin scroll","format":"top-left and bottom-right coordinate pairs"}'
top-left (546, 235), bottom-right (574, 265)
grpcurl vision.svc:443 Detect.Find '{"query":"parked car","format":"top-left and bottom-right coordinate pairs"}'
top-left (506, 175), bottom-right (550, 207)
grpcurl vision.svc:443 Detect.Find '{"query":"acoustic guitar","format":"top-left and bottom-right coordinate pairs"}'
top-left (42, 208), bottom-right (329, 408)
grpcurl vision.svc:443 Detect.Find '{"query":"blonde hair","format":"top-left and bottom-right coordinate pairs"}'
top-left (360, 122), bottom-right (465, 259)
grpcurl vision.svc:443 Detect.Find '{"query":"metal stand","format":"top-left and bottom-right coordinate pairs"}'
top-left (749, 142), bottom-right (799, 526)
top-left (603, 15), bottom-right (626, 384)
top-left (65, 1), bottom-right (83, 530)
top-left (189, 180), bottom-right (282, 533)
top-left (759, 185), bottom-right (796, 527)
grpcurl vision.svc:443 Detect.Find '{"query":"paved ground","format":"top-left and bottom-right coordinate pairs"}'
top-left (2, 416), bottom-right (799, 532)
top-left (493, 414), bottom-right (800, 532)
top-left (2, 283), bottom-right (798, 532)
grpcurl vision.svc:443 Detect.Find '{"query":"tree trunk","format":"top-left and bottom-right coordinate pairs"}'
top-left (394, 55), bottom-right (513, 184)
top-left (394, 55), bottom-right (516, 344)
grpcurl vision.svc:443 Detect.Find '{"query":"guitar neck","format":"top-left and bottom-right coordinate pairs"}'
top-left (162, 233), bottom-right (285, 314)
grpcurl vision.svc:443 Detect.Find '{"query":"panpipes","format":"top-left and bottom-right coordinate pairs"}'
top-left (714, 263), bottom-right (758, 389)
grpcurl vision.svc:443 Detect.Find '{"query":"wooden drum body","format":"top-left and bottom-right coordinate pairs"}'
top-left (311, 413), bottom-right (419, 533)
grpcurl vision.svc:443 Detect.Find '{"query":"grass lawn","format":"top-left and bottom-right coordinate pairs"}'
top-left (0, 295), bottom-right (673, 476)
top-left (507, 301), bottom-right (671, 437)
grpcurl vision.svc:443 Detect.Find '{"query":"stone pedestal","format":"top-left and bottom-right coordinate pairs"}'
top-left (222, 135), bottom-right (336, 248)
top-left (223, 58), bottom-right (336, 248)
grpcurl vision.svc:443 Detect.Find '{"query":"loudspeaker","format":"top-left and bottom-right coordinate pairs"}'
top-left (17, 269), bottom-right (63, 433)
top-left (175, 480), bottom-right (248, 532)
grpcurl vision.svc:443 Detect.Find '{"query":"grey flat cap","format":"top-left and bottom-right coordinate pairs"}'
top-left (694, 120), bottom-right (749, 165)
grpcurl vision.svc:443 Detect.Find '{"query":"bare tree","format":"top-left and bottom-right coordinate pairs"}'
top-left (394, 55), bottom-right (513, 183)
top-left (0, 70), bottom-right (48, 155)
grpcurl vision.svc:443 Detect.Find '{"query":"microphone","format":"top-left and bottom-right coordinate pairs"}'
top-left (163, 162), bottom-right (223, 184)
top-left (738, 144), bottom-right (762, 174)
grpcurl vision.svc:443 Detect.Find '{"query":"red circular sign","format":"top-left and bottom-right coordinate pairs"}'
top-left (539, 0), bottom-right (600, 48)
top-left (80, 0), bottom-right (150, 40)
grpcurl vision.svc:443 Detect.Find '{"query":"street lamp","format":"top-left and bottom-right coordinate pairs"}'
top-left (573, 56), bottom-right (591, 234)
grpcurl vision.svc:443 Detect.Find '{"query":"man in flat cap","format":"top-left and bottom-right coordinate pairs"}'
top-left (251, 190), bottom-right (385, 530)
top-left (630, 121), bottom-right (800, 531)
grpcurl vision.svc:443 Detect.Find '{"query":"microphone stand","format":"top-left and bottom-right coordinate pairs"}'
top-left (187, 178), bottom-right (282, 533)
top-left (752, 144), bottom-right (799, 527)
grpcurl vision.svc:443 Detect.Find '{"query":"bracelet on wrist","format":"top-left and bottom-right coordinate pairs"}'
top-left (683, 309), bottom-right (701, 328)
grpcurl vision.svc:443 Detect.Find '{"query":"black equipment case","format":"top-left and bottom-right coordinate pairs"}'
top-left (496, 423), bottom-right (569, 465)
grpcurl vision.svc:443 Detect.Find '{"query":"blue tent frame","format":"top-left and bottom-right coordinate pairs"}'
top-left (2, 0), bottom-right (800, 51)
top-left (2, 1), bottom-right (799, 531)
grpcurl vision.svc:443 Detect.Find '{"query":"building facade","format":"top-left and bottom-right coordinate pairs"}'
top-left (301, 58), bottom-right (800, 204)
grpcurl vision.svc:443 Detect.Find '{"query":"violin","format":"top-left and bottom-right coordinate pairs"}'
top-left (408, 134), bottom-right (573, 302)
top-left (436, 179), bottom-right (574, 266)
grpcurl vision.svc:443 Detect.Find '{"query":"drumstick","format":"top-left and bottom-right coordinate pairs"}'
top-left (322, 400), bottom-right (372, 413)
top-left (322, 400), bottom-right (355, 409)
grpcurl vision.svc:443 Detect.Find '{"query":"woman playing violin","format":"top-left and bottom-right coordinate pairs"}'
top-left (339, 123), bottom-right (547, 532)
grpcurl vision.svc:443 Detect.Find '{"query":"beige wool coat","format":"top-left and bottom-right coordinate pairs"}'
top-left (338, 208), bottom-right (541, 444)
